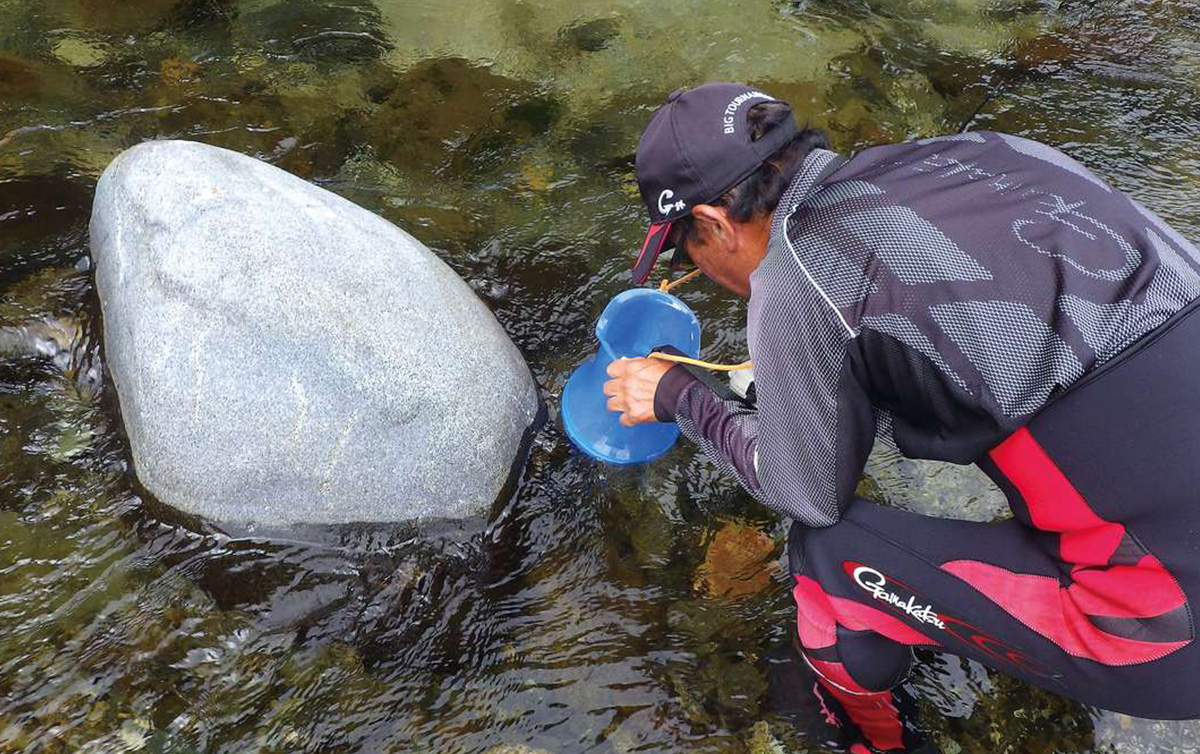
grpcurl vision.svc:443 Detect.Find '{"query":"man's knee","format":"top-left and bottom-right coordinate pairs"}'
top-left (836, 628), bottom-right (914, 692)
top-left (789, 509), bottom-right (913, 693)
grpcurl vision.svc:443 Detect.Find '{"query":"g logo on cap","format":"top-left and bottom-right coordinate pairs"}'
top-left (658, 189), bottom-right (686, 217)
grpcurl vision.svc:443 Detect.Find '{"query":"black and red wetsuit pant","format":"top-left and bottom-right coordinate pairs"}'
top-left (790, 301), bottom-right (1200, 751)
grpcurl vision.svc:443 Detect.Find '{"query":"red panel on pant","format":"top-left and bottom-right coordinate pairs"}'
top-left (1069, 555), bottom-right (1186, 617)
top-left (793, 575), bottom-right (936, 650)
top-left (944, 428), bottom-right (1193, 665)
top-left (989, 428), bottom-right (1123, 565)
top-left (942, 559), bottom-right (1188, 664)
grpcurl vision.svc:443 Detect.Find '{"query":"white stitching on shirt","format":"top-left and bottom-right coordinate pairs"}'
top-left (783, 202), bottom-right (859, 338)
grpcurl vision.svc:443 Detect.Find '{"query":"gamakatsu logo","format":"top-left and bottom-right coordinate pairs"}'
top-left (852, 566), bottom-right (946, 629)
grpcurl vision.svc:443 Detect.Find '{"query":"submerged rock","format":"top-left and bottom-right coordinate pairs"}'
top-left (90, 140), bottom-right (539, 525)
top-left (50, 38), bottom-right (109, 69)
top-left (557, 17), bottom-right (620, 53)
top-left (693, 520), bottom-right (779, 598)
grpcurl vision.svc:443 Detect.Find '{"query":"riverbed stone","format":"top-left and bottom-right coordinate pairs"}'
top-left (693, 520), bottom-right (779, 598)
top-left (90, 140), bottom-right (539, 525)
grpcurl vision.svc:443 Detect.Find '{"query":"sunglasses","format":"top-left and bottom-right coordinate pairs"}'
top-left (666, 225), bottom-right (695, 270)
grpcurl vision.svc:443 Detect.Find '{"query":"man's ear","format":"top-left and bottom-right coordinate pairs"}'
top-left (691, 204), bottom-right (734, 251)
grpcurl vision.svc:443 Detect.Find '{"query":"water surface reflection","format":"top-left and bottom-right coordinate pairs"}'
top-left (1, 0), bottom-right (1199, 751)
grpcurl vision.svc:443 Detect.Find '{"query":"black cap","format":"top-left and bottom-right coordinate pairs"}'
top-left (631, 82), bottom-right (796, 283)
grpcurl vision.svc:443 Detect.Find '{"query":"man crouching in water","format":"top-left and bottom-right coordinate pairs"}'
top-left (604, 82), bottom-right (1200, 753)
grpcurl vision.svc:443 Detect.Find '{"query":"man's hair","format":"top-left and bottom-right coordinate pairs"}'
top-left (673, 102), bottom-right (827, 260)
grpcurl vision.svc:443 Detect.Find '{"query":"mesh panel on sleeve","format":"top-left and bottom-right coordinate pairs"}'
top-left (791, 234), bottom-right (877, 308)
top-left (669, 150), bottom-right (866, 526)
top-left (873, 408), bottom-right (898, 450)
top-left (675, 384), bottom-right (760, 494)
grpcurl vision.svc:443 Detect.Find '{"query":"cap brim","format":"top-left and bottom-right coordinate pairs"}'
top-left (631, 221), bottom-right (673, 284)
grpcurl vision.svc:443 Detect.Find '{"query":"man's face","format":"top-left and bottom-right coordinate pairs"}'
top-left (674, 205), bottom-right (771, 299)
top-left (678, 210), bottom-right (743, 296)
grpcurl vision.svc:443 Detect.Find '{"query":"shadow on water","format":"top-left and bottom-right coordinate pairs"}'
top-left (1, 0), bottom-right (1200, 751)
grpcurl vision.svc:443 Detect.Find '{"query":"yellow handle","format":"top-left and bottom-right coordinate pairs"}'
top-left (658, 268), bottom-right (703, 293)
top-left (647, 352), bottom-right (754, 372)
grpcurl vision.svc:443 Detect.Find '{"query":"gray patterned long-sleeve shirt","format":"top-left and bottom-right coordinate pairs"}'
top-left (656, 132), bottom-right (1200, 527)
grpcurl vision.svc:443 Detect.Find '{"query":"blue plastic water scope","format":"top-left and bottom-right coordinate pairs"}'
top-left (561, 288), bottom-right (701, 464)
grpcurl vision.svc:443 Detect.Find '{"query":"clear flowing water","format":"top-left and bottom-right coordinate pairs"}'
top-left (2, 0), bottom-right (1200, 752)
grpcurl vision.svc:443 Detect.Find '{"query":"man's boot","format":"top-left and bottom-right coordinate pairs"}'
top-left (765, 641), bottom-right (938, 753)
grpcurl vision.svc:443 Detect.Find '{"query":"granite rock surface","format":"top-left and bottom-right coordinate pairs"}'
top-left (91, 140), bottom-right (538, 525)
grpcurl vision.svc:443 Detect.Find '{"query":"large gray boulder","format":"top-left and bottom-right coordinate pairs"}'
top-left (90, 140), bottom-right (539, 525)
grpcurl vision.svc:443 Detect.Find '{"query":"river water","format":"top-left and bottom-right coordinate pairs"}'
top-left (2, 0), bottom-right (1200, 752)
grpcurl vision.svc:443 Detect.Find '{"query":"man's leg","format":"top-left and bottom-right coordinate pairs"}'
top-left (764, 634), bottom-right (926, 754)
top-left (788, 483), bottom-right (1199, 752)
top-left (786, 505), bottom-right (1042, 752)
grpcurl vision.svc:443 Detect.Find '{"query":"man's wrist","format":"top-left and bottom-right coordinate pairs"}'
top-left (653, 364), bottom-right (698, 422)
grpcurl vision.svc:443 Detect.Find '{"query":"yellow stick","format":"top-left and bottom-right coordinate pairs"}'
top-left (647, 352), bottom-right (754, 371)
top-left (658, 268), bottom-right (703, 293)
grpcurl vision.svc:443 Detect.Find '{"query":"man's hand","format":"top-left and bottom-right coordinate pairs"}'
top-left (603, 357), bottom-right (675, 427)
